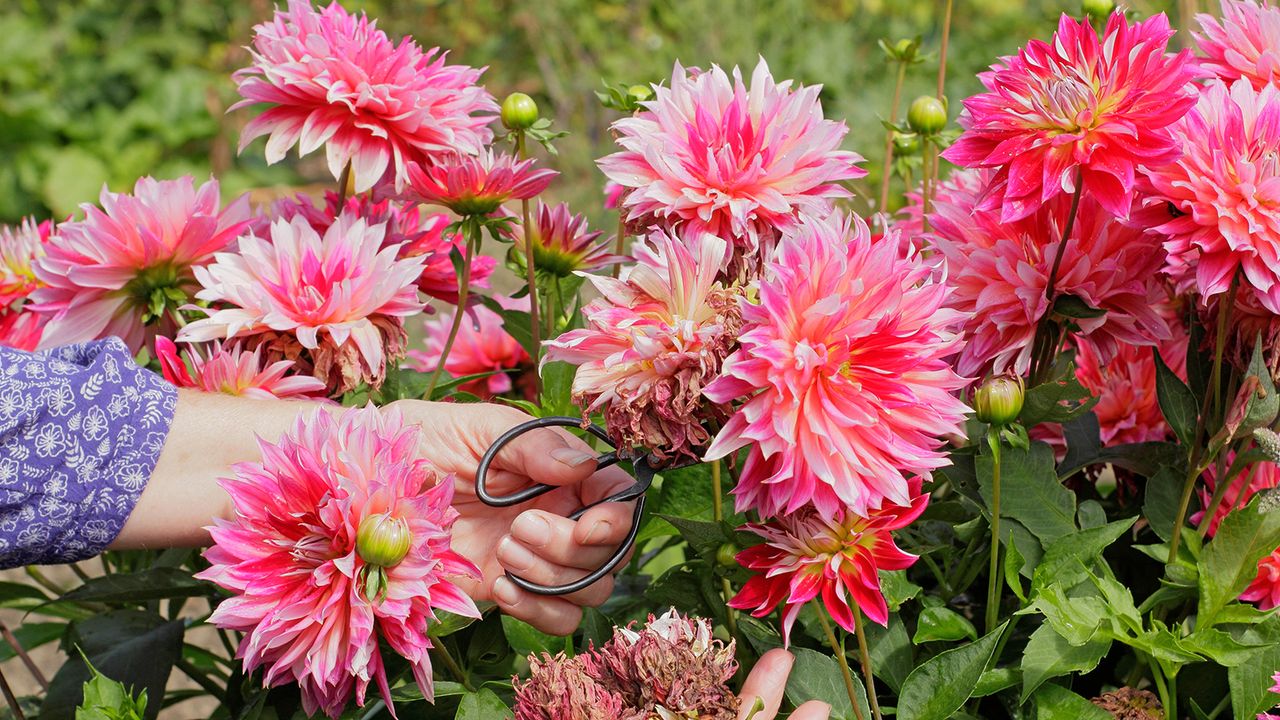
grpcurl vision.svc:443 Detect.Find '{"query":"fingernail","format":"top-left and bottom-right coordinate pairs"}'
top-left (550, 447), bottom-right (597, 467)
top-left (497, 536), bottom-right (536, 572)
top-left (582, 520), bottom-right (614, 545)
top-left (512, 512), bottom-right (552, 547)
top-left (493, 577), bottom-right (521, 606)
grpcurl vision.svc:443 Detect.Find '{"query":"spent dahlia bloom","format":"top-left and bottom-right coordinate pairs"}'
top-left (234, 0), bottom-right (496, 193)
top-left (1196, 0), bottom-right (1280, 90)
top-left (197, 406), bottom-right (480, 717)
top-left (598, 58), bottom-right (865, 278)
top-left (1145, 79), bottom-right (1280, 314)
top-left (503, 201), bottom-right (626, 277)
top-left (543, 231), bottom-right (743, 464)
top-left (406, 301), bottom-right (530, 399)
top-left (30, 176), bottom-right (250, 353)
top-left (730, 482), bottom-right (928, 642)
top-left (704, 213), bottom-right (968, 519)
top-left (155, 337), bottom-right (327, 400)
top-left (942, 12), bottom-right (1198, 222)
top-left (254, 191), bottom-right (495, 304)
top-left (179, 212), bottom-right (425, 395)
top-left (514, 654), bottom-right (625, 720)
top-left (397, 151), bottom-right (556, 216)
top-left (929, 181), bottom-right (1171, 378)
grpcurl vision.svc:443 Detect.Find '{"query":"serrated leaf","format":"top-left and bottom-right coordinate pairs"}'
top-left (1199, 492), bottom-right (1280, 628)
top-left (978, 442), bottom-right (1077, 544)
top-left (1154, 348), bottom-right (1197, 448)
top-left (455, 688), bottom-right (512, 719)
top-left (1019, 363), bottom-right (1097, 426)
top-left (784, 647), bottom-right (865, 720)
top-left (1021, 623), bottom-right (1109, 700)
top-left (1051, 294), bottom-right (1106, 319)
top-left (913, 605), bottom-right (977, 643)
top-left (1143, 465), bottom-right (1183, 542)
top-left (897, 622), bottom-right (1008, 720)
top-left (1031, 518), bottom-right (1135, 597)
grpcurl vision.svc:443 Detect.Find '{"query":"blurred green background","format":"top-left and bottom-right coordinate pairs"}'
top-left (0, 0), bottom-right (1182, 226)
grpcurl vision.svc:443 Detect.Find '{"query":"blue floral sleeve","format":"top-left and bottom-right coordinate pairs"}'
top-left (0, 338), bottom-right (177, 567)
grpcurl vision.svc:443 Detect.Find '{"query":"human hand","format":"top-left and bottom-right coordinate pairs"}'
top-left (387, 400), bottom-right (635, 635)
top-left (737, 649), bottom-right (832, 720)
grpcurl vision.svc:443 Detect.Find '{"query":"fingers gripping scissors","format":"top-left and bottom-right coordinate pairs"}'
top-left (475, 416), bottom-right (688, 596)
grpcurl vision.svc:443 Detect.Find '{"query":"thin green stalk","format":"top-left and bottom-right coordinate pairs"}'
top-left (1028, 171), bottom-right (1084, 385)
top-left (25, 566), bottom-right (65, 596)
top-left (1167, 673), bottom-right (1178, 720)
top-left (515, 131), bottom-right (542, 391)
top-left (985, 434), bottom-right (1003, 634)
top-left (1146, 656), bottom-right (1171, 720)
top-left (921, 139), bottom-right (936, 232)
top-left (336, 161), bottom-right (352, 206)
top-left (878, 61), bottom-right (909, 216)
top-left (431, 643), bottom-right (474, 692)
top-left (712, 460), bottom-right (738, 638)
top-left (936, 0), bottom-right (954, 99)
top-left (853, 612), bottom-right (884, 720)
top-left (0, 663), bottom-right (25, 720)
top-left (815, 608), bottom-right (866, 720)
top-left (424, 219), bottom-right (477, 400)
top-left (176, 658), bottom-right (225, 700)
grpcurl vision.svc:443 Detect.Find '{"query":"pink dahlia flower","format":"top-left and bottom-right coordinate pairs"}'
top-left (1241, 545), bottom-right (1280, 611)
top-left (406, 300), bottom-right (530, 399)
top-left (233, 0), bottom-right (496, 193)
top-left (0, 218), bottom-right (51, 308)
top-left (543, 231), bottom-right (743, 464)
top-left (929, 179), bottom-right (1171, 378)
top-left (0, 312), bottom-right (44, 351)
top-left (397, 151), bottom-right (556, 216)
top-left (254, 191), bottom-right (495, 304)
top-left (1145, 79), bottom-right (1280, 314)
top-left (155, 336), bottom-right (327, 400)
top-left (730, 482), bottom-right (928, 643)
top-left (704, 213), bottom-right (968, 519)
top-left (1196, 0), bottom-right (1280, 90)
top-left (503, 201), bottom-right (626, 277)
top-left (30, 176), bottom-right (250, 353)
top-left (942, 12), bottom-right (1198, 222)
top-left (598, 59), bottom-right (865, 278)
top-left (179, 212), bottom-right (425, 396)
top-left (198, 405), bottom-right (480, 717)
top-left (1075, 330), bottom-right (1187, 446)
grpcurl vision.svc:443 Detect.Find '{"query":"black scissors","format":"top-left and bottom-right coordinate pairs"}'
top-left (476, 416), bottom-right (684, 596)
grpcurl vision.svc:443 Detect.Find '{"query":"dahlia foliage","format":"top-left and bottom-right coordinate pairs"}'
top-left (12, 1), bottom-right (1280, 718)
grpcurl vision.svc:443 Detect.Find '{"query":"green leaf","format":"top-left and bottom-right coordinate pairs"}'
top-left (1005, 533), bottom-right (1028, 602)
top-left (1033, 683), bottom-right (1111, 720)
top-left (1198, 492), bottom-right (1280, 628)
top-left (430, 611), bottom-right (479, 639)
top-left (0, 622), bottom-right (63, 664)
top-left (1025, 585), bottom-right (1109, 647)
top-left (1239, 335), bottom-right (1280, 435)
top-left (659, 515), bottom-right (731, 560)
top-left (76, 654), bottom-right (146, 720)
top-left (864, 614), bottom-right (913, 693)
top-left (978, 442), bottom-right (1077, 543)
top-left (389, 680), bottom-right (469, 703)
top-left (1228, 622), bottom-right (1280, 720)
top-left (1154, 348), bottom-right (1198, 447)
top-left (1143, 465), bottom-right (1184, 543)
top-left (538, 361), bottom-right (576, 417)
top-left (1051, 294), bottom-right (1107, 320)
top-left (974, 667), bottom-right (1019, 697)
top-left (58, 568), bottom-right (208, 604)
top-left (1031, 518), bottom-right (1136, 596)
top-left (501, 616), bottom-right (559, 658)
top-left (455, 688), bottom-right (512, 720)
top-left (785, 647), bottom-right (865, 720)
top-left (40, 611), bottom-right (183, 720)
top-left (1182, 627), bottom-right (1269, 667)
top-left (1020, 623), bottom-right (1109, 700)
top-left (897, 622), bottom-right (1008, 720)
top-left (1019, 363), bottom-right (1097, 427)
top-left (913, 605), bottom-right (977, 643)
top-left (879, 570), bottom-right (922, 612)
top-left (637, 464), bottom-right (716, 543)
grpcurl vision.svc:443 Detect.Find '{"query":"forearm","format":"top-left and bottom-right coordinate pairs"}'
top-left (111, 390), bottom-right (332, 550)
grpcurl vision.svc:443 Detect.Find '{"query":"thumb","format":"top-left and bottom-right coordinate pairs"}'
top-left (483, 411), bottom-right (601, 488)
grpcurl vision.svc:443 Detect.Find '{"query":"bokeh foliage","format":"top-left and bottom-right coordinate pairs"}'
top-left (0, 0), bottom-right (1175, 225)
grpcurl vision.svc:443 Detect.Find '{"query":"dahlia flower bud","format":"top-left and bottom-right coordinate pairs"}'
top-left (501, 92), bottom-right (540, 130)
top-left (893, 131), bottom-right (921, 155)
top-left (1081, 0), bottom-right (1115, 21)
top-left (907, 95), bottom-right (947, 135)
top-left (356, 514), bottom-right (412, 568)
top-left (975, 374), bottom-right (1025, 426)
top-left (626, 84), bottom-right (653, 103)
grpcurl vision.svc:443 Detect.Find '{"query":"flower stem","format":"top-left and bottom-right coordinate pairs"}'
top-left (431, 642), bottom-right (475, 692)
top-left (0, 663), bottom-right (25, 720)
top-left (0, 620), bottom-right (46, 691)
top-left (515, 131), bottom-right (542, 394)
top-left (921, 139), bottom-right (936, 233)
top-left (337, 161), bottom-right (352, 206)
top-left (936, 0), bottom-right (954, 99)
top-left (712, 460), bottom-right (738, 638)
top-left (877, 61), bottom-right (909, 217)
top-left (985, 433), bottom-right (1004, 635)
top-left (853, 611), bottom-right (884, 720)
top-left (816, 608), bottom-right (866, 720)
top-left (1028, 170), bottom-right (1084, 385)
top-left (1200, 457), bottom-right (1254, 540)
top-left (424, 219), bottom-right (476, 400)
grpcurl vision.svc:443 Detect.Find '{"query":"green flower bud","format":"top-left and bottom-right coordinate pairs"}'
top-left (716, 542), bottom-right (739, 568)
top-left (892, 132), bottom-right (921, 156)
top-left (1081, 0), bottom-right (1116, 20)
top-left (501, 92), bottom-right (539, 131)
top-left (975, 374), bottom-right (1025, 426)
top-left (907, 96), bottom-right (948, 136)
top-left (626, 84), bottom-right (653, 103)
top-left (356, 514), bottom-right (412, 568)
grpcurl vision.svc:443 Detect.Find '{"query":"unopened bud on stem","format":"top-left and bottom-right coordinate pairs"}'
top-left (975, 374), bottom-right (1025, 426)
top-left (357, 513), bottom-right (412, 568)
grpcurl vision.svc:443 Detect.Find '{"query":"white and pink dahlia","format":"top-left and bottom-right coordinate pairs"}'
top-left (407, 301), bottom-right (530, 399)
top-left (155, 337), bottom-right (326, 400)
top-left (179, 212), bottom-right (425, 396)
top-left (504, 201), bottom-right (625, 277)
top-left (730, 480), bottom-right (928, 643)
top-left (943, 12), bottom-right (1198, 222)
top-left (234, 0), bottom-right (496, 193)
top-left (929, 180), bottom-right (1171, 378)
top-left (1196, 0), bottom-right (1280, 91)
top-left (543, 232), bottom-right (743, 464)
top-left (30, 176), bottom-right (250, 353)
top-left (1145, 79), bottom-right (1280, 314)
top-left (198, 405), bottom-right (479, 718)
top-left (397, 151), bottom-right (556, 216)
top-left (704, 213), bottom-right (968, 519)
top-left (598, 59), bottom-right (865, 278)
